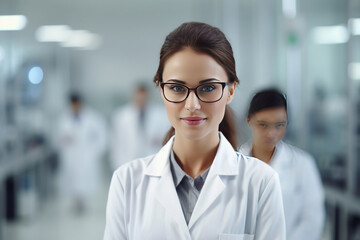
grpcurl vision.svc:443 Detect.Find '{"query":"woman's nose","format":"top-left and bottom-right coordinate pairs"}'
top-left (185, 91), bottom-right (201, 112)
top-left (266, 127), bottom-right (277, 138)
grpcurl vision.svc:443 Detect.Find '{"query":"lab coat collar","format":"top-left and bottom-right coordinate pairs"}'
top-left (209, 132), bottom-right (239, 176)
top-left (239, 140), bottom-right (291, 170)
top-left (144, 136), bottom-right (190, 238)
top-left (144, 132), bottom-right (239, 232)
top-left (144, 134), bottom-right (174, 176)
top-left (188, 132), bottom-right (238, 229)
top-left (144, 132), bottom-right (238, 177)
top-left (239, 141), bottom-right (252, 156)
top-left (270, 141), bottom-right (293, 171)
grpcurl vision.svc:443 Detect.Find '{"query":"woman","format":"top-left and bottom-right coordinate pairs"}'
top-left (104, 22), bottom-right (286, 240)
top-left (240, 88), bottom-right (325, 240)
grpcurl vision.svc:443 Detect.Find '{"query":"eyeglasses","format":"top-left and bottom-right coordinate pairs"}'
top-left (160, 82), bottom-right (230, 103)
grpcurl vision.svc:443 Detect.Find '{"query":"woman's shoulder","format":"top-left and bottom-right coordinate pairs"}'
top-left (233, 152), bottom-right (281, 200)
top-left (237, 151), bottom-right (274, 169)
top-left (236, 152), bottom-right (278, 181)
top-left (112, 154), bottom-right (156, 182)
top-left (278, 141), bottom-right (317, 168)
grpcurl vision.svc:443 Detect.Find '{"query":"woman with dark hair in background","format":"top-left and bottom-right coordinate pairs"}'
top-left (104, 22), bottom-right (285, 240)
top-left (240, 88), bottom-right (325, 240)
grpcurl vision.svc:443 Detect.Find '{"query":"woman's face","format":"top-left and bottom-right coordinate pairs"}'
top-left (247, 107), bottom-right (287, 151)
top-left (161, 47), bottom-right (235, 142)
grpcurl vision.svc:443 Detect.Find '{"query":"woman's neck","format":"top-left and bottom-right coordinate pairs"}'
top-left (172, 132), bottom-right (220, 178)
top-left (252, 143), bottom-right (275, 164)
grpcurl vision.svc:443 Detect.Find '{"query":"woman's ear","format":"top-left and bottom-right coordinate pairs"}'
top-left (226, 82), bottom-right (236, 104)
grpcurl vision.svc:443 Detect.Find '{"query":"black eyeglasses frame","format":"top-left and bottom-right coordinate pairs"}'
top-left (160, 82), bottom-right (230, 103)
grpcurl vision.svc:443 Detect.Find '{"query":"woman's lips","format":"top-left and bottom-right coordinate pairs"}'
top-left (181, 117), bottom-right (206, 126)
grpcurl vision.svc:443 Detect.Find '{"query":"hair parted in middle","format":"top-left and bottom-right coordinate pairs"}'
top-left (154, 22), bottom-right (239, 86)
top-left (153, 22), bottom-right (239, 150)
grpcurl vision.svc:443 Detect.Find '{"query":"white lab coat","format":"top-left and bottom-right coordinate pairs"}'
top-left (240, 141), bottom-right (325, 240)
top-left (104, 132), bottom-right (286, 240)
top-left (57, 107), bottom-right (107, 197)
top-left (110, 103), bottom-right (170, 170)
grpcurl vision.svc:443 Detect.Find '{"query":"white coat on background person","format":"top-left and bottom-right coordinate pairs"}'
top-left (240, 88), bottom-right (325, 240)
top-left (57, 94), bottom-right (108, 211)
top-left (240, 141), bottom-right (324, 240)
top-left (104, 133), bottom-right (286, 240)
top-left (110, 85), bottom-right (170, 170)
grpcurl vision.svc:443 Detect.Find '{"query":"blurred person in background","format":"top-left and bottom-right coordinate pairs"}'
top-left (57, 93), bottom-right (108, 214)
top-left (240, 88), bottom-right (325, 240)
top-left (110, 84), bottom-right (169, 171)
top-left (104, 22), bottom-right (285, 240)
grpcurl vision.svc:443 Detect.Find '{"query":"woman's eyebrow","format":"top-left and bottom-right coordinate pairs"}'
top-left (199, 78), bottom-right (221, 84)
top-left (165, 78), bottom-right (221, 84)
top-left (255, 120), bottom-right (287, 124)
top-left (165, 79), bottom-right (186, 84)
top-left (256, 120), bottom-right (267, 123)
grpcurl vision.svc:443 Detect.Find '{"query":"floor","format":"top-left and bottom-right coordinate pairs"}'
top-left (2, 173), bottom-right (111, 240)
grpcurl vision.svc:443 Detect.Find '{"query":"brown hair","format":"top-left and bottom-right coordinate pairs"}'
top-left (154, 22), bottom-right (240, 150)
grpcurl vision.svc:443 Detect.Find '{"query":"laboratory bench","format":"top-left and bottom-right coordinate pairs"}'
top-left (0, 145), bottom-right (56, 240)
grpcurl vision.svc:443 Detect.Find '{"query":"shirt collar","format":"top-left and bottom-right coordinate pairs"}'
top-left (169, 149), bottom-right (186, 187)
top-left (169, 148), bottom-right (210, 187)
top-left (145, 132), bottom-right (239, 177)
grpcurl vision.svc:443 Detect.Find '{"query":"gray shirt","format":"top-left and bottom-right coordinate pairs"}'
top-left (169, 149), bottom-right (210, 225)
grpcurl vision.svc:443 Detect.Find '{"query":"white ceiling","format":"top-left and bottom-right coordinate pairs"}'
top-left (1, 0), bottom-right (353, 116)
top-left (1, 0), bottom-right (230, 113)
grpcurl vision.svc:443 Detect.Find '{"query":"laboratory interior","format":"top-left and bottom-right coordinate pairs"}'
top-left (0, 0), bottom-right (360, 239)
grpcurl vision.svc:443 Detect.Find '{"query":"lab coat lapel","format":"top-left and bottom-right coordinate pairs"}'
top-left (155, 165), bottom-right (190, 238)
top-left (270, 141), bottom-right (291, 173)
top-left (240, 141), bottom-right (286, 169)
top-left (238, 141), bottom-right (252, 156)
top-left (145, 137), bottom-right (190, 238)
top-left (188, 133), bottom-right (238, 229)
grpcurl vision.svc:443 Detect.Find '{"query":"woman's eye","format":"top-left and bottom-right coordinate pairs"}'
top-left (200, 85), bottom-right (216, 92)
top-left (169, 85), bottom-right (186, 92)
